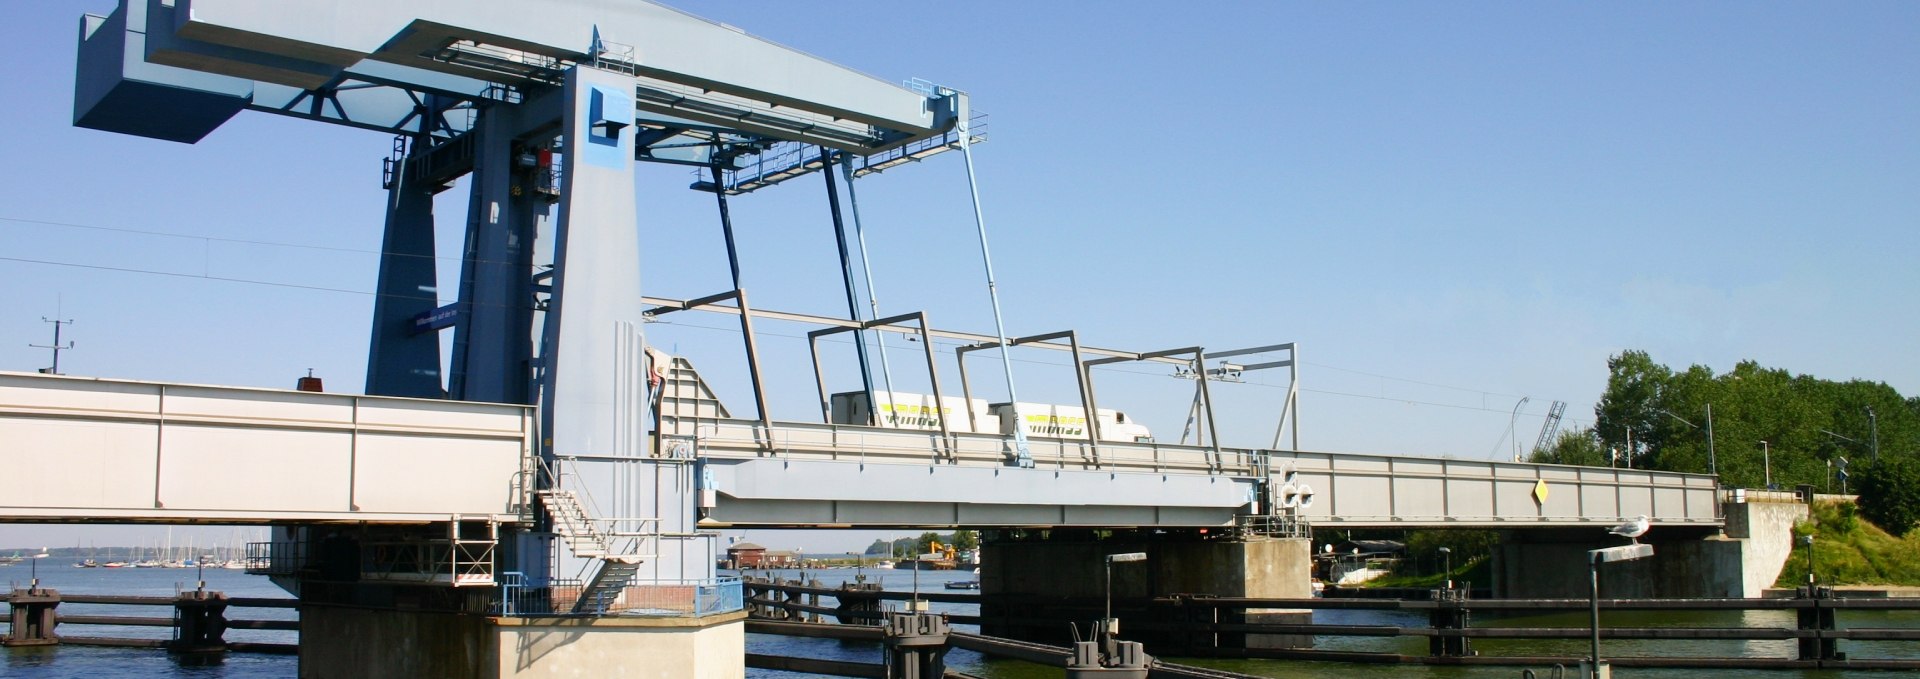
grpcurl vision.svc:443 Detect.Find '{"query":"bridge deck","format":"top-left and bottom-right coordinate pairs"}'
top-left (673, 417), bottom-right (1721, 529)
top-left (0, 372), bottom-right (531, 524)
top-left (0, 373), bottom-right (1718, 530)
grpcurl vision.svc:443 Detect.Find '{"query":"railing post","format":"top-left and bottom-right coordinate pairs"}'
top-left (775, 577), bottom-right (799, 621)
top-left (1797, 585), bottom-right (1841, 663)
top-left (1427, 586), bottom-right (1472, 657)
top-left (2, 587), bottom-right (60, 647)
top-left (172, 590), bottom-right (229, 655)
top-left (807, 578), bottom-right (823, 623)
top-left (742, 576), bottom-right (763, 618)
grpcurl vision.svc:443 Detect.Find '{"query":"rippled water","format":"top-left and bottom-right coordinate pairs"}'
top-left (7, 566), bottom-right (1917, 677)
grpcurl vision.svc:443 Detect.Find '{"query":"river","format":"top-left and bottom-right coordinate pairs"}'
top-left (6, 566), bottom-right (1917, 677)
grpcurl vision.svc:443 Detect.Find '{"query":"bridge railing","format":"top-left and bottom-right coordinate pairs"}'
top-left (675, 417), bottom-right (1262, 476)
top-left (1273, 450), bottom-right (1721, 527)
top-left (668, 415), bottom-right (1718, 527)
top-left (498, 572), bottom-right (742, 618)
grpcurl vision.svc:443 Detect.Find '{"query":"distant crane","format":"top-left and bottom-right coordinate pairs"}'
top-left (1532, 400), bottom-right (1568, 457)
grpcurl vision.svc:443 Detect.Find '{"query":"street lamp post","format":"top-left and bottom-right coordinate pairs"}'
top-left (1706, 404), bottom-right (1716, 476)
top-left (1660, 407), bottom-right (1717, 476)
top-left (1104, 552), bottom-right (1147, 634)
top-left (1588, 543), bottom-right (1654, 679)
top-left (1438, 547), bottom-right (1453, 591)
top-left (1760, 440), bottom-right (1773, 489)
top-left (1868, 407), bottom-right (1880, 461)
top-left (1800, 535), bottom-right (1817, 587)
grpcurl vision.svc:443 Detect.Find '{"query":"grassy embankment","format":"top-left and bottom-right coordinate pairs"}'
top-left (1362, 557), bottom-right (1494, 590)
top-left (1775, 500), bottom-right (1920, 587)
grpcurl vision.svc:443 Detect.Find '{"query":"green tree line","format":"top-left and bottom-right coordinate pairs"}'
top-left (1531, 351), bottom-right (1918, 492)
top-left (863, 530), bottom-right (979, 556)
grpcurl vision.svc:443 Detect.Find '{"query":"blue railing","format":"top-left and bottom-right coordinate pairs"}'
top-left (499, 572), bottom-right (742, 618)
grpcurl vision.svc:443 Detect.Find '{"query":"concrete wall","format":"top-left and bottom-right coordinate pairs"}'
top-left (1492, 499), bottom-right (1810, 599)
top-left (494, 613), bottom-right (745, 679)
top-left (1724, 498), bottom-right (1810, 597)
top-left (300, 604), bottom-right (744, 679)
top-left (301, 605), bottom-right (495, 678)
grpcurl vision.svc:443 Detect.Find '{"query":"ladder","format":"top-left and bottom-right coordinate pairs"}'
top-left (536, 488), bottom-right (652, 614)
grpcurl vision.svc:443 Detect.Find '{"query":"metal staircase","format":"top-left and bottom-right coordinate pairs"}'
top-left (536, 486), bottom-right (656, 614)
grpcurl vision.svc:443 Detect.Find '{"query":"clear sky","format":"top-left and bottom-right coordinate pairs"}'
top-left (0, 1), bottom-right (1914, 553)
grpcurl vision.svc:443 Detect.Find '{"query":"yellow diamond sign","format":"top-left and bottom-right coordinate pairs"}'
top-left (1532, 479), bottom-right (1550, 505)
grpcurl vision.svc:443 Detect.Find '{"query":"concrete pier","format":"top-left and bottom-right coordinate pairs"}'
top-left (980, 531), bottom-right (1311, 650)
top-left (299, 604), bottom-right (744, 678)
top-left (1493, 495), bottom-right (1806, 599)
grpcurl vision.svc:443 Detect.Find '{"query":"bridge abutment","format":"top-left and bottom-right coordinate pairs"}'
top-left (980, 531), bottom-right (1311, 651)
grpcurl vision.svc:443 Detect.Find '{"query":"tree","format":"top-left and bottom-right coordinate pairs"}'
top-left (1568, 351), bottom-right (1918, 491)
top-left (863, 539), bottom-right (892, 555)
top-left (912, 532), bottom-right (942, 555)
top-left (1594, 351), bottom-right (1671, 468)
top-left (950, 529), bottom-right (979, 552)
top-left (1529, 428), bottom-right (1607, 467)
top-left (1855, 457), bottom-right (1920, 537)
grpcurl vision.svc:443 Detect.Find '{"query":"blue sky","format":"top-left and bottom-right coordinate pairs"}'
top-left (0, 1), bottom-right (1914, 552)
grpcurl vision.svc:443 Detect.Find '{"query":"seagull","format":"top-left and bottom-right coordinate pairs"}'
top-left (1609, 515), bottom-right (1651, 543)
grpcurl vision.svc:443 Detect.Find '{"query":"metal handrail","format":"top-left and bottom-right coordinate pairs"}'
top-left (680, 417), bottom-right (1255, 475)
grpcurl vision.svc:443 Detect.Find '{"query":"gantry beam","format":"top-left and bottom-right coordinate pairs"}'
top-left (76, 0), bottom-right (958, 153)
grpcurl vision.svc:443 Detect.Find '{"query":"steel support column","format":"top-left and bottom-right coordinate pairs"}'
top-left (538, 66), bottom-right (711, 584)
top-left (449, 108), bottom-right (539, 405)
top-left (365, 134), bottom-right (445, 399)
top-left (821, 148), bottom-right (878, 420)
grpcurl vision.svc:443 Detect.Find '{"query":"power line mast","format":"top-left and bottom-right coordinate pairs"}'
top-left (1532, 400), bottom-right (1568, 456)
top-left (30, 317), bottom-right (75, 375)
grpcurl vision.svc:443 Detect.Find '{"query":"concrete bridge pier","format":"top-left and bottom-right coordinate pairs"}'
top-left (1493, 494), bottom-right (1807, 599)
top-left (298, 586), bottom-right (744, 679)
top-left (1491, 529), bottom-right (1738, 599)
top-left (980, 530), bottom-right (1311, 652)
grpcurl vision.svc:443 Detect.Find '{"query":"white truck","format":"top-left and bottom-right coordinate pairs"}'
top-left (990, 402), bottom-right (1153, 443)
top-left (829, 390), bottom-right (995, 434)
top-left (830, 391), bottom-right (1152, 443)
